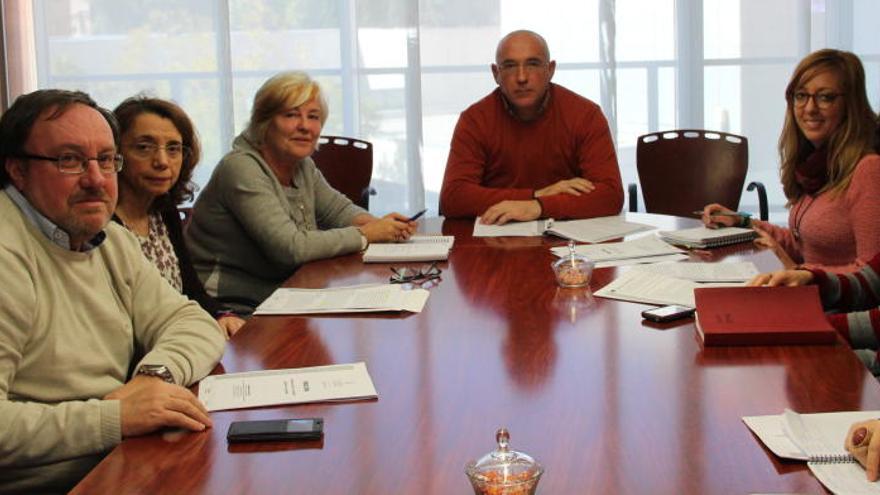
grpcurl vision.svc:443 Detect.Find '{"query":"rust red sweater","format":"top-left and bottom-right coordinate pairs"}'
top-left (439, 84), bottom-right (623, 219)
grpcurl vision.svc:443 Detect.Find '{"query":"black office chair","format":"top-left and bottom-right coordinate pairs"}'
top-left (311, 136), bottom-right (377, 210)
top-left (627, 129), bottom-right (768, 220)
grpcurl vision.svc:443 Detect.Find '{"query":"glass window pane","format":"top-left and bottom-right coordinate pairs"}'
top-left (617, 0), bottom-right (674, 62)
top-left (854, 0), bottom-right (880, 55)
top-left (499, 0), bottom-right (600, 62)
top-left (705, 64), bottom-right (790, 220)
top-left (705, 0), bottom-right (803, 59)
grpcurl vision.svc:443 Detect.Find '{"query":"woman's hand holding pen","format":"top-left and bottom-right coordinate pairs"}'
top-left (356, 213), bottom-right (416, 243)
top-left (699, 203), bottom-right (742, 229)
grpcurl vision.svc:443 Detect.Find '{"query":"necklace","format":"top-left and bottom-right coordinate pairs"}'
top-left (792, 195), bottom-right (815, 242)
top-left (116, 209), bottom-right (151, 237)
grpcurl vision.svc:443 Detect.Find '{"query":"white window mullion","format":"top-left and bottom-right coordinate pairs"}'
top-left (675, 0), bottom-right (703, 128)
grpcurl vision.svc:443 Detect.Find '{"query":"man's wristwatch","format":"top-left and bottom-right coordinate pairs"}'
top-left (136, 364), bottom-right (174, 384)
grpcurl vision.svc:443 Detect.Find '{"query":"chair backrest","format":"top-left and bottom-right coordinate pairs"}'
top-left (636, 129), bottom-right (748, 218)
top-left (311, 136), bottom-right (374, 210)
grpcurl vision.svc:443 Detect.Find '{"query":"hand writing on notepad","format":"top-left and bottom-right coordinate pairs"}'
top-left (846, 419), bottom-right (880, 481)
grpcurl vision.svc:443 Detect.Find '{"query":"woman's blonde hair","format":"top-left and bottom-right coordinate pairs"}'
top-left (778, 49), bottom-right (876, 202)
top-left (245, 71), bottom-right (328, 147)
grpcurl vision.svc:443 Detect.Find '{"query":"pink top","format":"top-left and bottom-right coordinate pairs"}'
top-left (753, 153), bottom-right (880, 273)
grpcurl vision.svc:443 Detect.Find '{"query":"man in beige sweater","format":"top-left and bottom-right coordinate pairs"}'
top-left (0, 89), bottom-right (226, 493)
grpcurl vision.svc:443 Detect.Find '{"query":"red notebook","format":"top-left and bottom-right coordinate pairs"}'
top-left (693, 286), bottom-right (837, 346)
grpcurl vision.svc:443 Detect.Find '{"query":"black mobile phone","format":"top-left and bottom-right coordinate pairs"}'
top-left (641, 305), bottom-right (695, 322)
top-left (227, 418), bottom-right (323, 443)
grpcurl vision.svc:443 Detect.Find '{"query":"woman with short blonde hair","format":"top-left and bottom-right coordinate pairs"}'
top-left (186, 71), bottom-right (416, 310)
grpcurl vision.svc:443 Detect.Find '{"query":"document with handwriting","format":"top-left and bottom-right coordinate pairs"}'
top-left (199, 362), bottom-right (378, 412)
top-left (254, 284), bottom-right (429, 315)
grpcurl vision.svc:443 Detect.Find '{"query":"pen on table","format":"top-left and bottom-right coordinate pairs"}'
top-left (407, 209), bottom-right (428, 222)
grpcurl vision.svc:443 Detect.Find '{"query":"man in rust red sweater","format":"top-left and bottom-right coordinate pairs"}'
top-left (439, 30), bottom-right (623, 225)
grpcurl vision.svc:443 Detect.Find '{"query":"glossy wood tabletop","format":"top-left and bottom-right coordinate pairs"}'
top-left (73, 214), bottom-right (880, 495)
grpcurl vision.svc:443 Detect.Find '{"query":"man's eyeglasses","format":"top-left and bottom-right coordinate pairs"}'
top-left (17, 153), bottom-right (124, 175)
top-left (389, 262), bottom-right (442, 285)
top-left (497, 60), bottom-right (547, 74)
top-left (792, 91), bottom-right (843, 109)
top-left (126, 142), bottom-right (190, 160)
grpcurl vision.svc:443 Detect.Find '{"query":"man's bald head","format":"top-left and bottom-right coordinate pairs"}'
top-left (495, 30), bottom-right (550, 64)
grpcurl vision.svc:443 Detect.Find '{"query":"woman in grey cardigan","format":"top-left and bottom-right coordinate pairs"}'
top-left (186, 71), bottom-right (415, 310)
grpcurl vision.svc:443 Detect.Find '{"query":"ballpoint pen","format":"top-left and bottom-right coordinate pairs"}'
top-left (691, 210), bottom-right (743, 217)
top-left (407, 209), bottom-right (428, 222)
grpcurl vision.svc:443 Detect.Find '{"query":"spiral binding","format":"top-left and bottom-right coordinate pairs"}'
top-left (808, 453), bottom-right (856, 463)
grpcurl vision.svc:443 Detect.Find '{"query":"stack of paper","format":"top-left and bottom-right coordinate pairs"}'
top-left (363, 235), bottom-right (454, 263)
top-left (199, 362), bottom-right (378, 411)
top-left (254, 284), bottom-right (429, 315)
top-left (550, 235), bottom-right (687, 267)
top-left (474, 215), bottom-right (654, 243)
top-left (594, 268), bottom-right (742, 307)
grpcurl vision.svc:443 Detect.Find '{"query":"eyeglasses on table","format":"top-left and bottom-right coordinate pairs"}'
top-left (389, 262), bottom-right (442, 285)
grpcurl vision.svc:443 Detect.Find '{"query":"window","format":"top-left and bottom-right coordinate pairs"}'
top-left (6, 0), bottom-right (878, 221)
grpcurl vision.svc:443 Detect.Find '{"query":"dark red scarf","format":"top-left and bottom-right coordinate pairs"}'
top-left (794, 145), bottom-right (828, 194)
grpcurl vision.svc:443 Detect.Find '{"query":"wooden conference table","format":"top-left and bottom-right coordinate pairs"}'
top-left (73, 214), bottom-right (880, 494)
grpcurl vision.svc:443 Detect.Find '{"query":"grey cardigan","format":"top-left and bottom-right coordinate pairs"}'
top-left (185, 133), bottom-right (366, 307)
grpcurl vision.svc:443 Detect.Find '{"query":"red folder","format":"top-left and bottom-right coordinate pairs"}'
top-left (693, 286), bottom-right (837, 346)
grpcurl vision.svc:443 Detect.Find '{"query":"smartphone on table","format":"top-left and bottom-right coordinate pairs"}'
top-left (641, 305), bottom-right (695, 323)
top-left (227, 418), bottom-right (323, 443)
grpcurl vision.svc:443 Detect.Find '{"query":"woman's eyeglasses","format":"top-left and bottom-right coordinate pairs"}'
top-left (389, 262), bottom-right (442, 285)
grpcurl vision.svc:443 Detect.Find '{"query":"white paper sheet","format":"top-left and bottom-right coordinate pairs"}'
top-left (593, 268), bottom-right (702, 307)
top-left (472, 215), bottom-right (653, 243)
top-left (743, 410), bottom-right (880, 495)
top-left (635, 261), bottom-right (760, 282)
top-left (551, 234), bottom-right (685, 262)
top-left (594, 253), bottom-right (690, 268)
top-left (473, 218), bottom-right (547, 237)
top-left (545, 215), bottom-right (654, 243)
top-left (363, 235), bottom-right (454, 263)
top-left (254, 284), bottom-right (429, 315)
top-left (199, 362), bottom-right (378, 412)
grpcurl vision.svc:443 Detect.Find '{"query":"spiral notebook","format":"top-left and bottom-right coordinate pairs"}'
top-left (743, 409), bottom-right (880, 494)
top-left (658, 226), bottom-right (757, 248)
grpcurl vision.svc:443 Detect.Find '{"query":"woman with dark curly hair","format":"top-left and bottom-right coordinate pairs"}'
top-left (112, 95), bottom-right (245, 336)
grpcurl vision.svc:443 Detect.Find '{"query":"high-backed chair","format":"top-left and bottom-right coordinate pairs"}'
top-left (311, 136), bottom-right (376, 210)
top-left (627, 129), bottom-right (768, 220)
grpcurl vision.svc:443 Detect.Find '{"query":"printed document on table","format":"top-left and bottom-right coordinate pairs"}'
top-left (473, 218), bottom-right (547, 237)
top-left (551, 234), bottom-right (684, 262)
top-left (472, 215), bottom-right (653, 243)
top-left (594, 268), bottom-right (738, 307)
top-left (254, 284), bottom-right (429, 315)
top-left (199, 362), bottom-right (378, 412)
top-left (636, 261), bottom-right (759, 282)
top-left (593, 253), bottom-right (689, 268)
top-left (545, 215), bottom-right (654, 243)
top-left (363, 235), bottom-right (454, 263)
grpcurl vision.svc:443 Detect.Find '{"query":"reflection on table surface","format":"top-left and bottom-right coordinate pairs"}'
top-left (72, 214), bottom-right (880, 495)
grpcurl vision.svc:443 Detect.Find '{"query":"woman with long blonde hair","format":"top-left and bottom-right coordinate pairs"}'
top-left (704, 49), bottom-right (880, 272)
